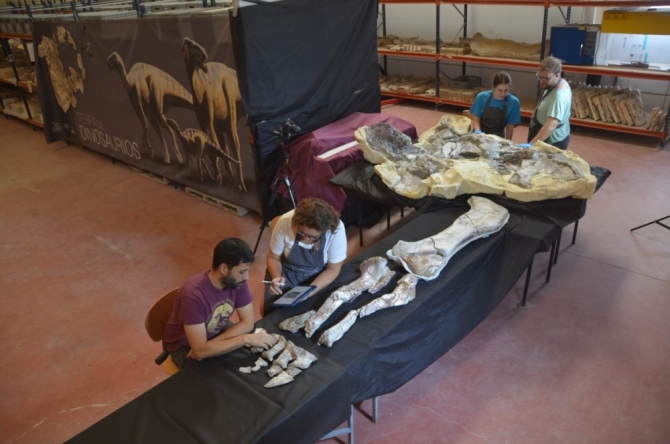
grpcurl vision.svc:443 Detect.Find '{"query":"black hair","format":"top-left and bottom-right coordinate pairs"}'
top-left (212, 238), bottom-right (255, 270)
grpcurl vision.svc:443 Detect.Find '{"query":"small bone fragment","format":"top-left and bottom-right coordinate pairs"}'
top-left (279, 310), bottom-right (316, 333)
top-left (318, 310), bottom-right (359, 347)
top-left (285, 367), bottom-right (302, 377)
top-left (274, 343), bottom-right (297, 369)
top-left (266, 364), bottom-right (283, 378)
top-left (239, 366), bottom-right (252, 374)
top-left (388, 197), bottom-right (509, 280)
top-left (368, 269), bottom-right (396, 294)
top-left (359, 274), bottom-right (420, 318)
top-left (261, 335), bottom-right (286, 361)
top-left (288, 344), bottom-right (318, 369)
top-left (264, 371), bottom-right (294, 388)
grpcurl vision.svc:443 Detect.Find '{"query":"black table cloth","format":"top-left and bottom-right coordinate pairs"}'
top-left (69, 200), bottom-right (580, 443)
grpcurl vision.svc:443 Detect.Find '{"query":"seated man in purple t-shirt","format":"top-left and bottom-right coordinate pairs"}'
top-left (163, 238), bottom-right (276, 369)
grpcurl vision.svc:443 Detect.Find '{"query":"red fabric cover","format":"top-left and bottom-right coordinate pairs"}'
top-left (274, 112), bottom-right (417, 212)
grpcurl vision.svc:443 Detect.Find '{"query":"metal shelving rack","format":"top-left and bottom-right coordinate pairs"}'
top-left (0, 31), bottom-right (43, 130)
top-left (378, 0), bottom-right (670, 147)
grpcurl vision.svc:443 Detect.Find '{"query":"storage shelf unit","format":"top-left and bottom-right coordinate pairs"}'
top-left (378, 0), bottom-right (670, 146)
top-left (0, 31), bottom-right (42, 130)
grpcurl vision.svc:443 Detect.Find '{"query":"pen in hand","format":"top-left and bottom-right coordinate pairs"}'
top-left (262, 281), bottom-right (285, 286)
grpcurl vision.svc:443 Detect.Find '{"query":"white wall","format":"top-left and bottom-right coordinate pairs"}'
top-left (379, 4), bottom-right (669, 113)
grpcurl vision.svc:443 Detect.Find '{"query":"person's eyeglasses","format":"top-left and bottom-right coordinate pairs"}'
top-left (536, 72), bottom-right (555, 81)
top-left (297, 230), bottom-right (321, 242)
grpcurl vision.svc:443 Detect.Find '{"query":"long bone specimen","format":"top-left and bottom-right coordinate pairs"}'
top-left (304, 257), bottom-right (389, 338)
top-left (279, 311), bottom-right (316, 334)
top-left (318, 274), bottom-right (420, 347)
top-left (388, 196), bottom-right (509, 280)
top-left (262, 335), bottom-right (286, 361)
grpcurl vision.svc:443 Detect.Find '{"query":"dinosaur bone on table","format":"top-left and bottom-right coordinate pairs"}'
top-left (318, 274), bottom-right (420, 348)
top-left (388, 197), bottom-right (509, 280)
top-left (304, 257), bottom-right (390, 338)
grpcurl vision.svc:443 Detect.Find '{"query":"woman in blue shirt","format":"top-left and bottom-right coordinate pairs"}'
top-left (470, 71), bottom-right (522, 140)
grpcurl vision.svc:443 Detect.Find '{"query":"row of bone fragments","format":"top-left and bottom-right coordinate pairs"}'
top-left (571, 83), bottom-right (666, 130)
top-left (380, 75), bottom-right (479, 102)
top-left (378, 35), bottom-right (471, 55)
top-left (378, 32), bottom-right (549, 61)
top-left (239, 328), bottom-right (317, 388)
top-left (279, 197), bottom-right (510, 348)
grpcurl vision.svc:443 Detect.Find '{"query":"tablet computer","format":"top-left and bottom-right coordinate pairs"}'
top-left (272, 285), bottom-right (317, 307)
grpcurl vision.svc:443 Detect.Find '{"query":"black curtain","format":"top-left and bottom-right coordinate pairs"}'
top-left (232, 0), bottom-right (381, 218)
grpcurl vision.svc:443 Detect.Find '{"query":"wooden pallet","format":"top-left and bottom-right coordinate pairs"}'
top-left (128, 165), bottom-right (170, 185)
top-left (185, 187), bottom-right (249, 217)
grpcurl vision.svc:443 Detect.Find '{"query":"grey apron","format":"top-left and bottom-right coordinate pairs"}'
top-left (528, 81), bottom-right (569, 149)
top-left (263, 235), bottom-right (326, 316)
top-left (282, 235), bottom-right (327, 286)
top-left (480, 92), bottom-right (507, 138)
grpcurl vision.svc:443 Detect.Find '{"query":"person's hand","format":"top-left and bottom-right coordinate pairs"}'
top-left (269, 276), bottom-right (285, 296)
top-left (473, 129), bottom-right (482, 135)
top-left (186, 349), bottom-right (201, 361)
top-left (518, 143), bottom-right (533, 148)
top-left (245, 332), bottom-right (277, 350)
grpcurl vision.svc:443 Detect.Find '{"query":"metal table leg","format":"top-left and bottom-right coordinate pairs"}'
top-left (320, 404), bottom-right (355, 443)
top-left (518, 256), bottom-right (534, 308)
top-left (546, 240), bottom-right (556, 283)
top-left (373, 396), bottom-right (379, 424)
top-left (571, 219), bottom-right (579, 245)
top-left (554, 228), bottom-right (562, 265)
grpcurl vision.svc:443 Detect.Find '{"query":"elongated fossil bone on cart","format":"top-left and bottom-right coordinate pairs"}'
top-left (388, 197), bottom-right (509, 280)
top-left (304, 257), bottom-right (389, 337)
top-left (318, 310), bottom-right (359, 347)
top-left (285, 367), bottom-right (302, 377)
top-left (261, 335), bottom-right (286, 361)
top-left (264, 371), bottom-right (294, 388)
top-left (279, 310), bottom-right (316, 333)
top-left (358, 274), bottom-right (420, 318)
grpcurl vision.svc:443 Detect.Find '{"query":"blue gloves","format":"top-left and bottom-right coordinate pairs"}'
top-left (518, 143), bottom-right (533, 148)
top-left (473, 129), bottom-right (482, 135)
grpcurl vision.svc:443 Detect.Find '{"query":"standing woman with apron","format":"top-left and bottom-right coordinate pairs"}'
top-left (527, 56), bottom-right (572, 150)
top-left (470, 72), bottom-right (521, 140)
top-left (264, 197), bottom-right (347, 315)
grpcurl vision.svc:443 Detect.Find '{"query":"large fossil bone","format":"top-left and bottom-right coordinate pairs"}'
top-left (388, 197), bottom-right (509, 280)
top-left (368, 269), bottom-right (396, 294)
top-left (318, 274), bottom-right (420, 348)
top-left (317, 310), bottom-right (359, 348)
top-left (278, 310), bottom-right (316, 333)
top-left (356, 115), bottom-right (596, 202)
top-left (358, 274), bottom-right (420, 318)
top-left (470, 32), bottom-right (549, 61)
top-left (304, 257), bottom-right (390, 338)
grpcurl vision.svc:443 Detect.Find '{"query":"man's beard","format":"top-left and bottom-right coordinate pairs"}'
top-left (222, 275), bottom-right (244, 289)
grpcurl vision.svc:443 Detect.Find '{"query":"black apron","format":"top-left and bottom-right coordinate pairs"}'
top-left (480, 92), bottom-right (508, 138)
top-left (528, 80), bottom-right (569, 149)
top-left (263, 235), bottom-right (327, 316)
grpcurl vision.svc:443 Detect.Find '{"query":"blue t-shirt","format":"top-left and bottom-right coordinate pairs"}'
top-left (470, 91), bottom-right (522, 126)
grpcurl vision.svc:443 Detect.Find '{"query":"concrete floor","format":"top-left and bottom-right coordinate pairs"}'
top-left (1, 104), bottom-right (669, 443)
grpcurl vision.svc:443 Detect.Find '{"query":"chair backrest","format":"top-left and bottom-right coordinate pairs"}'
top-left (145, 288), bottom-right (179, 342)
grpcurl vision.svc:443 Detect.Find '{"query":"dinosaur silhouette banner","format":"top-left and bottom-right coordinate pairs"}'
top-left (33, 17), bottom-right (260, 212)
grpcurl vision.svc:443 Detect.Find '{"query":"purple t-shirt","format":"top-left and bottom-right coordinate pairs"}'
top-left (163, 270), bottom-right (253, 351)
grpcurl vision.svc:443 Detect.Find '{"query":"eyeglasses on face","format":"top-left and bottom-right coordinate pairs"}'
top-left (297, 229), bottom-right (321, 242)
top-left (536, 72), bottom-right (556, 81)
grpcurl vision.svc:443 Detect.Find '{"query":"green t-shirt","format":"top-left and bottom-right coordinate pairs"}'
top-left (536, 83), bottom-right (572, 144)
